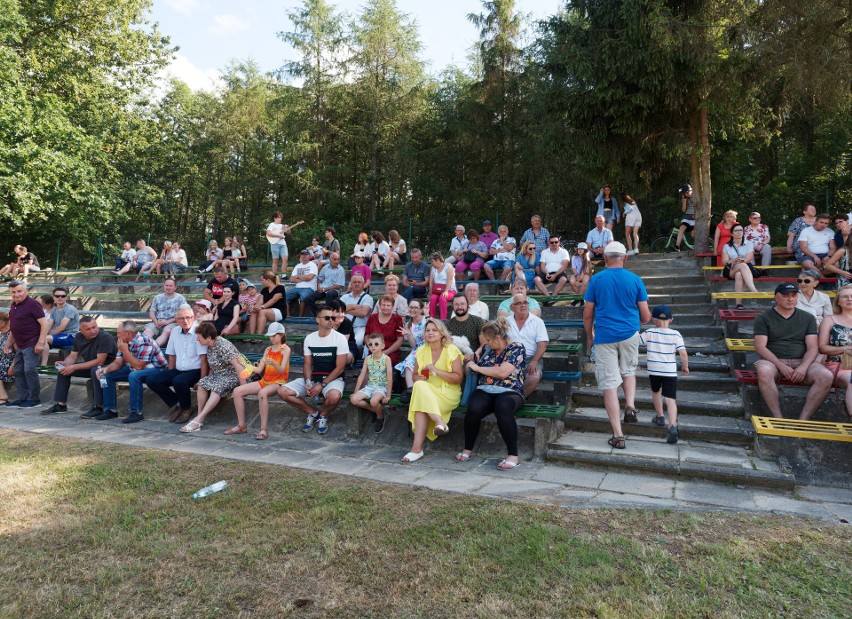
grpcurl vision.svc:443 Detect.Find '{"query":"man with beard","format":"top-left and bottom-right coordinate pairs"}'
top-left (446, 295), bottom-right (485, 361)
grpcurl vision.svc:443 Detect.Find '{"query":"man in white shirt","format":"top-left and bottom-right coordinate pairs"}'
top-left (798, 214), bottom-right (836, 271)
top-left (142, 305), bottom-right (209, 424)
top-left (285, 249), bottom-right (319, 315)
top-left (340, 274), bottom-right (374, 349)
top-left (534, 235), bottom-right (570, 296)
top-left (507, 293), bottom-right (549, 397)
top-left (483, 225), bottom-right (516, 281)
top-left (446, 225), bottom-right (468, 266)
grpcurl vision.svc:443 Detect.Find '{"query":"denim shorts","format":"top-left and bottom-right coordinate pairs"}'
top-left (270, 242), bottom-right (288, 259)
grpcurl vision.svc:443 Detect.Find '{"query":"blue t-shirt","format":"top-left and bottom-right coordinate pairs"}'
top-left (584, 268), bottom-right (648, 344)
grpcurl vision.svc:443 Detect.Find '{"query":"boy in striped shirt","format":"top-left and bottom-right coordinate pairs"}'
top-left (639, 305), bottom-right (689, 443)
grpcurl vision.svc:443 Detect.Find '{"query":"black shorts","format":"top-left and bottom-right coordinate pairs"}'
top-left (680, 219), bottom-right (695, 232)
top-left (649, 375), bottom-right (678, 399)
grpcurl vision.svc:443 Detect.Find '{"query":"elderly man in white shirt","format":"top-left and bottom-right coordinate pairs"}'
top-left (507, 292), bottom-right (549, 398)
top-left (464, 282), bottom-right (489, 320)
top-left (446, 224), bottom-right (468, 266)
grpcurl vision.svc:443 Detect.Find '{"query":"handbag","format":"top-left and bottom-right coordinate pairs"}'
top-left (463, 250), bottom-right (478, 263)
top-left (460, 367), bottom-right (478, 407)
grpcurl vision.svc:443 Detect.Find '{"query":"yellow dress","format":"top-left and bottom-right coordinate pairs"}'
top-left (408, 344), bottom-right (463, 440)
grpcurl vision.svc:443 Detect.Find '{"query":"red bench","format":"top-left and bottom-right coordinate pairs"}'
top-left (734, 369), bottom-right (798, 387)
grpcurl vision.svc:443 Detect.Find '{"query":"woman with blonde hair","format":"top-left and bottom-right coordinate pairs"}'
top-left (455, 316), bottom-right (527, 469)
top-left (149, 241), bottom-right (173, 276)
top-left (401, 318), bottom-right (464, 463)
top-left (818, 284), bottom-right (852, 418)
top-left (382, 229), bottom-right (407, 270)
top-left (713, 210), bottom-right (739, 267)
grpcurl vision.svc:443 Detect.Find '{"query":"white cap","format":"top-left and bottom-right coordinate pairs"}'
top-left (604, 241), bottom-right (627, 255)
top-left (576, 242), bottom-right (588, 250)
top-left (265, 322), bottom-right (286, 337)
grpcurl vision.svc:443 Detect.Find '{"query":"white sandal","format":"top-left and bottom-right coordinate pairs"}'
top-left (401, 451), bottom-right (424, 464)
top-left (180, 419), bottom-right (203, 433)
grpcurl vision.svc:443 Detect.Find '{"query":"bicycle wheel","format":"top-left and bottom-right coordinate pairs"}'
top-left (649, 236), bottom-right (671, 253)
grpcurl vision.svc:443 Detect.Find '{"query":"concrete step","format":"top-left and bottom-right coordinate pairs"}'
top-left (565, 406), bottom-right (752, 443)
top-left (579, 369), bottom-right (739, 392)
top-left (546, 429), bottom-right (795, 489)
top-left (647, 292), bottom-right (711, 304)
top-left (570, 386), bottom-right (745, 417)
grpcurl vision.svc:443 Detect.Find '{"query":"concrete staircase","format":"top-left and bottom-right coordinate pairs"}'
top-left (549, 252), bottom-right (796, 489)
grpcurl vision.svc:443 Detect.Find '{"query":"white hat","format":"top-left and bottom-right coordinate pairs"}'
top-left (265, 322), bottom-right (286, 337)
top-left (576, 242), bottom-right (588, 250)
top-left (604, 241), bottom-right (627, 255)
top-left (351, 249), bottom-right (365, 258)
top-left (194, 299), bottom-right (212, 310)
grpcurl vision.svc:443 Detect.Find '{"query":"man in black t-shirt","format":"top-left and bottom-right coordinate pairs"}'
top-left (203, 267), bottom-right (239, 309)
top-left (753, 283), bottom-right (833, 419)
top-left (41, 316), bottom-right (118, 416)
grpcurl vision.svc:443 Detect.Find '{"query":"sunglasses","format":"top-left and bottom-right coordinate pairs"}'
top-left (797, 279), bottom-right (813, 284)
top-left (549, 241), bottom-right (559, 244)
top-left (319, 316), bottom-right (336, 321)
top-left (53, 294), bottom-right (67, 298)
top-left (367, 342), bottom-right (383, 347)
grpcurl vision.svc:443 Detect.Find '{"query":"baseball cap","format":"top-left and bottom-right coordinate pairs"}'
top-left (775, 283), bottom-right (798, 295)
top-left (265, 322), bottom-right (286, 337)
top-left (351, 249), bottom-right (365, 258)
top-left (652, 305), bottom-right (672, 320)
top-left (238, 277), bottom-right (254, 287)
top-left (576, 242), bottom-right (588, 250)
top-left (483, 219), bottom-right (492, 226)
top-left (604, 241), bottom-right (627, 255)
top-left (194, 299), bottom-right (212, 310)
top-left (300, 248), bottom-right (311, 255)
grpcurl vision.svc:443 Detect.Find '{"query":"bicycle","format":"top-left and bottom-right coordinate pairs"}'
top-left (648, 219), bottom-right (694, 253)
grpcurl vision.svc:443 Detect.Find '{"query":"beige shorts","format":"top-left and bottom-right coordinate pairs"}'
top-left (753, 357), bottom-right (826, 384)
top-left (594, 332), bottom-right (640, 390)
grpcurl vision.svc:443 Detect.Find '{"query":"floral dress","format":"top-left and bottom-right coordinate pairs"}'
top-left (0, 331), bottom-right (13, 383)
top-left (475, 342), bottom-right (526, 395)
top-left (395, 318), bottom-right (426, 374)
top-left (838, 252), bottom-right (852, 289)
top-left (197, 337), bottom-right (240, 396)
top-left (788, 217), bottom-right (812, 263)
top-left (826, 319), bottom-right (852, 363)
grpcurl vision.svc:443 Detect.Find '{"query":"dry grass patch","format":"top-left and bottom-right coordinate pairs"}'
top-left (0, 430), bottom-right (849, 618)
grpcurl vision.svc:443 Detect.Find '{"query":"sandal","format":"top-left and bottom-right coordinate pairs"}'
top-left (0, 399), bottom-right (8, 406)
top-left (735, 304), bottom-right (745, 310)
top-left (497, 459), bottom-right (520, 470)
top-left (607, 435), bottom-right (626, 450)
top-left (454, 452), bottom-right (471, 463)
top-left (401, 451), bottom-right (424, 464)
top-left (180, 420), bottom-right (203, 433)
top-left (433, 424), bottom-right (449, 436)
top-left (224, 425), bottom-right (247, 435)
top-left (623, 408), bottom-right (639, 424)
top-left (255, 429), bottom-right (269, 441)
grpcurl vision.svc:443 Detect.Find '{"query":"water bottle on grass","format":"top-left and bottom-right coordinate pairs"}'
top-left (192, 480), bottom-right (228, 499)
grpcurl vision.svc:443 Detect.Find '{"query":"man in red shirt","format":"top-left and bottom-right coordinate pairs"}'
top-left (3, 281), bottom-right (48, 407)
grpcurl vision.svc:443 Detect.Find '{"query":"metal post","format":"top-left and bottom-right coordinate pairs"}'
top-left (55, 238), bottom-right (61, 271)
top-left (408, 217), bottom-right (413, 256)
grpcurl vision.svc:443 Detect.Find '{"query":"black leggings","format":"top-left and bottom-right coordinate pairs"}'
top-left (464, 389), bottom-right (524, 456)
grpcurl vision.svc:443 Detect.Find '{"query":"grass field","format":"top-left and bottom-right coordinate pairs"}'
top-left (0, 429), bottom-right (849, 618)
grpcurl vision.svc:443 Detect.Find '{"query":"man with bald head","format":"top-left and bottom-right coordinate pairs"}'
top-left (586, 215), bottom-right (614, 260)
top-left (507, 292), bottom-right (549, 398)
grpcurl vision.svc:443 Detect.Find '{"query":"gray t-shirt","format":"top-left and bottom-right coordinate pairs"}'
top-left (150, 292), bottom-right (188, 321)
top-left (49, 304), bottom-right (80, 335)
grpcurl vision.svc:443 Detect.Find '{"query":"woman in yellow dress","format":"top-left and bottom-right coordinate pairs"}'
top-left (402, 319), bottom-right (464, 463)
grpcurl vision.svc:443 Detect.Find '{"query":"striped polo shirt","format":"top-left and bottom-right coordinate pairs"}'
top-left (640, 327), bottom-right (685, 377)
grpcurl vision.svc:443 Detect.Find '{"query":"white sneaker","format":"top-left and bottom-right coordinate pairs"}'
top-left (626, 249), bottom-right (635, 256)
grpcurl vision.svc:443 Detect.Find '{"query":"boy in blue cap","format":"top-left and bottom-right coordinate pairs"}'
top-left (639, 305), bottom-right (689, 443)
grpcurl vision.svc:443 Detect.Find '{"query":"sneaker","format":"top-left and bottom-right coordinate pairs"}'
top-left (122, 411), bottom-right (144, 424)
top-left (79, 406), bottom-right (103, 419)
top-left (623, 407), bottom-right (639, 423)
top-left (316, 416), bottom-right (328, 435)
top-left (302, 411), bottom-right (320, 432)
top-left (94, 410), bottom-right (118, 421)
top-left (398, 388), bottom-right (412, 404)
top-left (667, 425), bottom-right (679, 444)
top-left (18, 400), bottom-right (41, 408)
top-left (652, 415), bottom-right (666, 427)
top-left (373, 416), bottom-right (385, 434)
top-left (4, 399), bottom-right (26, 408)
top-left (40, 403), bottom-right (67, 415)
top-left (669, 245), bottom-right (681, 253)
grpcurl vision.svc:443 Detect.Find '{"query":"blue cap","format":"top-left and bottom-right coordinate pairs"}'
top-left (775, 283), bottom-right (797, 295)
top-left (652, 305), bottom-right (672, 320)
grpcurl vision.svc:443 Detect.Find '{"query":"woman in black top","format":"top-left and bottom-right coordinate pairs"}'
top-left (250, 270), bottom-right (287, 334)
top-left (213, 286), bottom-right (242, 335)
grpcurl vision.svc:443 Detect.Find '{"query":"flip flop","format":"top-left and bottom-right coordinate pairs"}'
top-left (401, 451), bottom-right (424, 464)
top-left (454, 452), bottom-right (471, 463)
top-left (180, 420), bottom-right (203, 433)
top-left (497, 459), bottom-right (520, 470)
top-left (433, 424), bottom-right (449, 436)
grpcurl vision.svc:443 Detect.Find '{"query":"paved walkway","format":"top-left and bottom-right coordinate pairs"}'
top-left (0, 407), bottom-right (850, 523)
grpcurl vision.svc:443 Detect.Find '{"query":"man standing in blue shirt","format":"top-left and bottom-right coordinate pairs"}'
top-left (583, 242), bottom-right (651, 450)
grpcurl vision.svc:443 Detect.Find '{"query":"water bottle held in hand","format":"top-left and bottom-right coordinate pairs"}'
top-left (192, 480), bottom-right (228, 499)
top-left (97, 366), bottom-right (108, 389)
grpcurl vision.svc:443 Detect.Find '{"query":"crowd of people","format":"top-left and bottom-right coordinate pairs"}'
top-left (2, 199), bottom-right (849, 462)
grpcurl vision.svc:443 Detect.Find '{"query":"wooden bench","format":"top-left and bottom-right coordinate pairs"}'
top-left (707, 276), bottom-right (836, 284)
top-left (718, 308), bottom-right (761, 337)
top-left (751, 415), bottom-right (852, 442)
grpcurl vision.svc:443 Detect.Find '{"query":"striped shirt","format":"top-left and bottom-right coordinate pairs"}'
top-left (639, 327), bottom-right (685, 377)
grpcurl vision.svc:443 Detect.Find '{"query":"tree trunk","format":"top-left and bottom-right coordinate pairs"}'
top-left (690, 103), bottom-right (712, 251)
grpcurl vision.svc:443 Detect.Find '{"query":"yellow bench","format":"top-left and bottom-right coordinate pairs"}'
top-left (712, 291), bottom-right (836, 300)
top-left (725, 338), bottom-right (755, 351)
top-left (751, 416), bottom-right (852, 442)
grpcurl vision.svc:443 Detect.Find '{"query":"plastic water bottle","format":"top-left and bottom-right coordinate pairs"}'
top-left (97, 366), bottom-right (108, 389)
top-left (55, 363), bottom-right (64, 372)
top-left (192, 480), bottom-right (228, 499)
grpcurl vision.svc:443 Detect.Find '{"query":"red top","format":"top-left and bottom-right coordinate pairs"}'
top-left (716, 222), bottom-right (738, 267)
top-left (9, 295), bottom-right (45, 349)
top-left (364, 312), bottom-right (403, 365)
